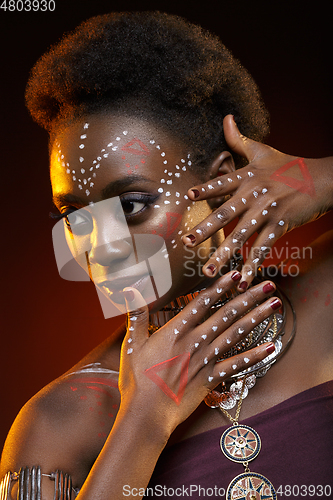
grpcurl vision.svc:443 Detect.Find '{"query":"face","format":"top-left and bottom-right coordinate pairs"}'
top-left (50, 114), bottom-right (223, 313)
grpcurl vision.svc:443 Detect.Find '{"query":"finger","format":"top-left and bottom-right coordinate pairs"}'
top-left (209, 341), bottom-right (276, 384)
top-left (192, 281), bottom-right (278, 348)
top-left (182, 196), bottom-right (247, 249)
top-left (123, 287), bottom-right (149, 351)
top-left (235, 223), bottom-right (287, 291)
top-left (223, 114), bottom-right (268, 163)
top-left (187, 170), bottom-right (242, 202)
top-left (169, 270), bottom-right (242, 337)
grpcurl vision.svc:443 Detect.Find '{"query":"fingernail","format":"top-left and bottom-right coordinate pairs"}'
top-left (191, 189), bottom-right (200, 198)
top-left (270, 298), bottom-right (281, 310)
top-left (231, 271), bottom-right (242, 282)
top-left (263, 283), bottom-right (275, 294)
top-left (239, 281), bottom-right (248, 291)
top-left (185, 234), bottom-right (196, 244)
top-left (206, 264), bottom-right (217, 276)
top-left (266, 343), bottom-right (275, 355)
top-left (123, 289), bottom-right (135, 302)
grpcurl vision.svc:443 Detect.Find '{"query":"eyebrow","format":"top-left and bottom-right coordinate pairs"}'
top-left (52, 175), bottom-right (153, 207)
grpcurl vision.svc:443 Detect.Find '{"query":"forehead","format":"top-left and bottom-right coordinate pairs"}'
top-left (50, 114), bottom-right (193, 201)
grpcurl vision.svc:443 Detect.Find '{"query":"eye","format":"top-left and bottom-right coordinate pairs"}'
top-left (65, 208), bottom-right (92, 235)
top-left (119, 193), bottom-right (158, 218)
top-left (121, 199), bottom-right (146, 215)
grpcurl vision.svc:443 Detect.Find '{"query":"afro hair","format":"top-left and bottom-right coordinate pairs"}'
top-left (25, 11), bottom-right (269, 168)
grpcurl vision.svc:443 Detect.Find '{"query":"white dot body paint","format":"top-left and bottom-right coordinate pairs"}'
top-left (269, 233), bottom-right (275, 239)
top-left (201, 334), bottom-right (207, 340)
top-left (253, 191), bottom-right (258, 198)
top-left (237, 175), bottom-right (242, 180)
top-left (208, 376), bottom-right (214, 382)
top-left (242, 198), bottom-right (247, 204)
top-left (207, 222), bottom-right (213, 227)
top-left (241, 229), bottom-right (246, 234)
top-left (251, 318), bottom-right (256, 323)
top-left (128, 338), bottom-right (133, 343)
top-left (227, 178), bottom-right (233, 183)
top-left (128, 326), bottom-right (134, 331)
top-left (231, 206), bottom-right (236, 212)
top-left (278, 220), bottom-right (285, 226)
top-left (238, 327), bottom-right (245, 335)
top-left (174, 329), bottom-right (179, 335)
top-left (212, 326), bottom-right (218, 332)
top-left (253, 258), bottom-right (259, 264)
top-left (243, 301), bottom-right (248, 306)
top-left (244, 357), bottom-right (250, 363)
top-left (226, 338), bottom-right (231, 344)
top-left (208, 184), bottom-right (214, 189)
top-left (194, 343), bottom-right (199, 348)
top-left (232, 238), bottom-right (238, 244)
top-left (182, 319), bottom-right (187, 324)
top-left (271, 202), bottom-right (277, 207)
top-left (251, 219), bottom-right (257, 225)
top-left (127, 348), bottom-right (133, 355)
top-left (204, 357), bottom-right (208, 365)
top-left (223, 317), bottom-right (228, 322)
top-left (192, 308), bottom-right (198, 315)
top-left (232, 364), bottom-right (237, 370)
top-left (217, 288), bottom-right (223, 294)
top-left (262, 210), bottom-right (268, 216)
top-left (219, 371), bottom-right (226, 377)
top-left (262, 188), bottom-right (268, 194)
top-left (215, 347), bottom-right (219, 355)
top-left (248, 171), bottom-right (254, 177)
top-left (204, 298), bottom-right (210, 305)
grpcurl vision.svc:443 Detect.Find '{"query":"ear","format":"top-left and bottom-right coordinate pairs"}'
top-left (206, 151), bottom-right (235, 209)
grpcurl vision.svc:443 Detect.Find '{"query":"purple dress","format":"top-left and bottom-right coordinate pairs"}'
top-left (148, 381), bottom-right (333, 499)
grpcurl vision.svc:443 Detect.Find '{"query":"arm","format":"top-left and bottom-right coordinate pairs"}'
top-left (1, 272), bottom-right (278, 499)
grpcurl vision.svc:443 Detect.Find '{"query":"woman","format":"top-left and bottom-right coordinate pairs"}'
top-left (0, 11), bottom-right (332, 499)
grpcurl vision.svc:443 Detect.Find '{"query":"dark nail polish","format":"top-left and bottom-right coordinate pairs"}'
top-left (207, 264), bottom-right (217, 275)
top-left (231, 271), bottom-right (242, 282)
top-left (186, 234), bottom-right (196, 244)
top-left (191, 189), bottom-right (200, 198)
top-left (263, 283), bottom-right (275, 294)
top-left (266, 343), bottom-right (275, 355)
top-left (239, 281), bottom-right (248, 291)
top-left (270, 299), bottom-right (281, 310)
top-left (123, 290), bottom-right (135, 302)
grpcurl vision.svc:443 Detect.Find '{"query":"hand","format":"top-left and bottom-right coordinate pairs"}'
top-left (182, 114), bottom-right (333, 291)
top-left (118, 271), bottom-right (279, 435)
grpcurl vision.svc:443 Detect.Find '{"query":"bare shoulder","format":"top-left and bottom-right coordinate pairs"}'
top-left (0, 331), bottom-right (122, 491)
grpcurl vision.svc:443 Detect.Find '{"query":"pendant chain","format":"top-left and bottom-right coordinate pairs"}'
top-left (218, 376), bottom-right (248, 425)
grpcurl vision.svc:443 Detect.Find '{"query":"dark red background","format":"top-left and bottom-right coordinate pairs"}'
top-left (1, 0), bottom-right (332, 450)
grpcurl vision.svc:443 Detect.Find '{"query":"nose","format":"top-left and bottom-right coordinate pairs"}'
top-left (88, 217), bottom-right (133, 267)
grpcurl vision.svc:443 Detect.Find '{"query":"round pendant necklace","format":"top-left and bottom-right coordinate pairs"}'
top-left (217, 377), bottom-right (277, 500)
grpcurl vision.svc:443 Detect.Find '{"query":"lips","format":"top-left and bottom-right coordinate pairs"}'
top-left (98, 273), bottom-right (150, 296)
